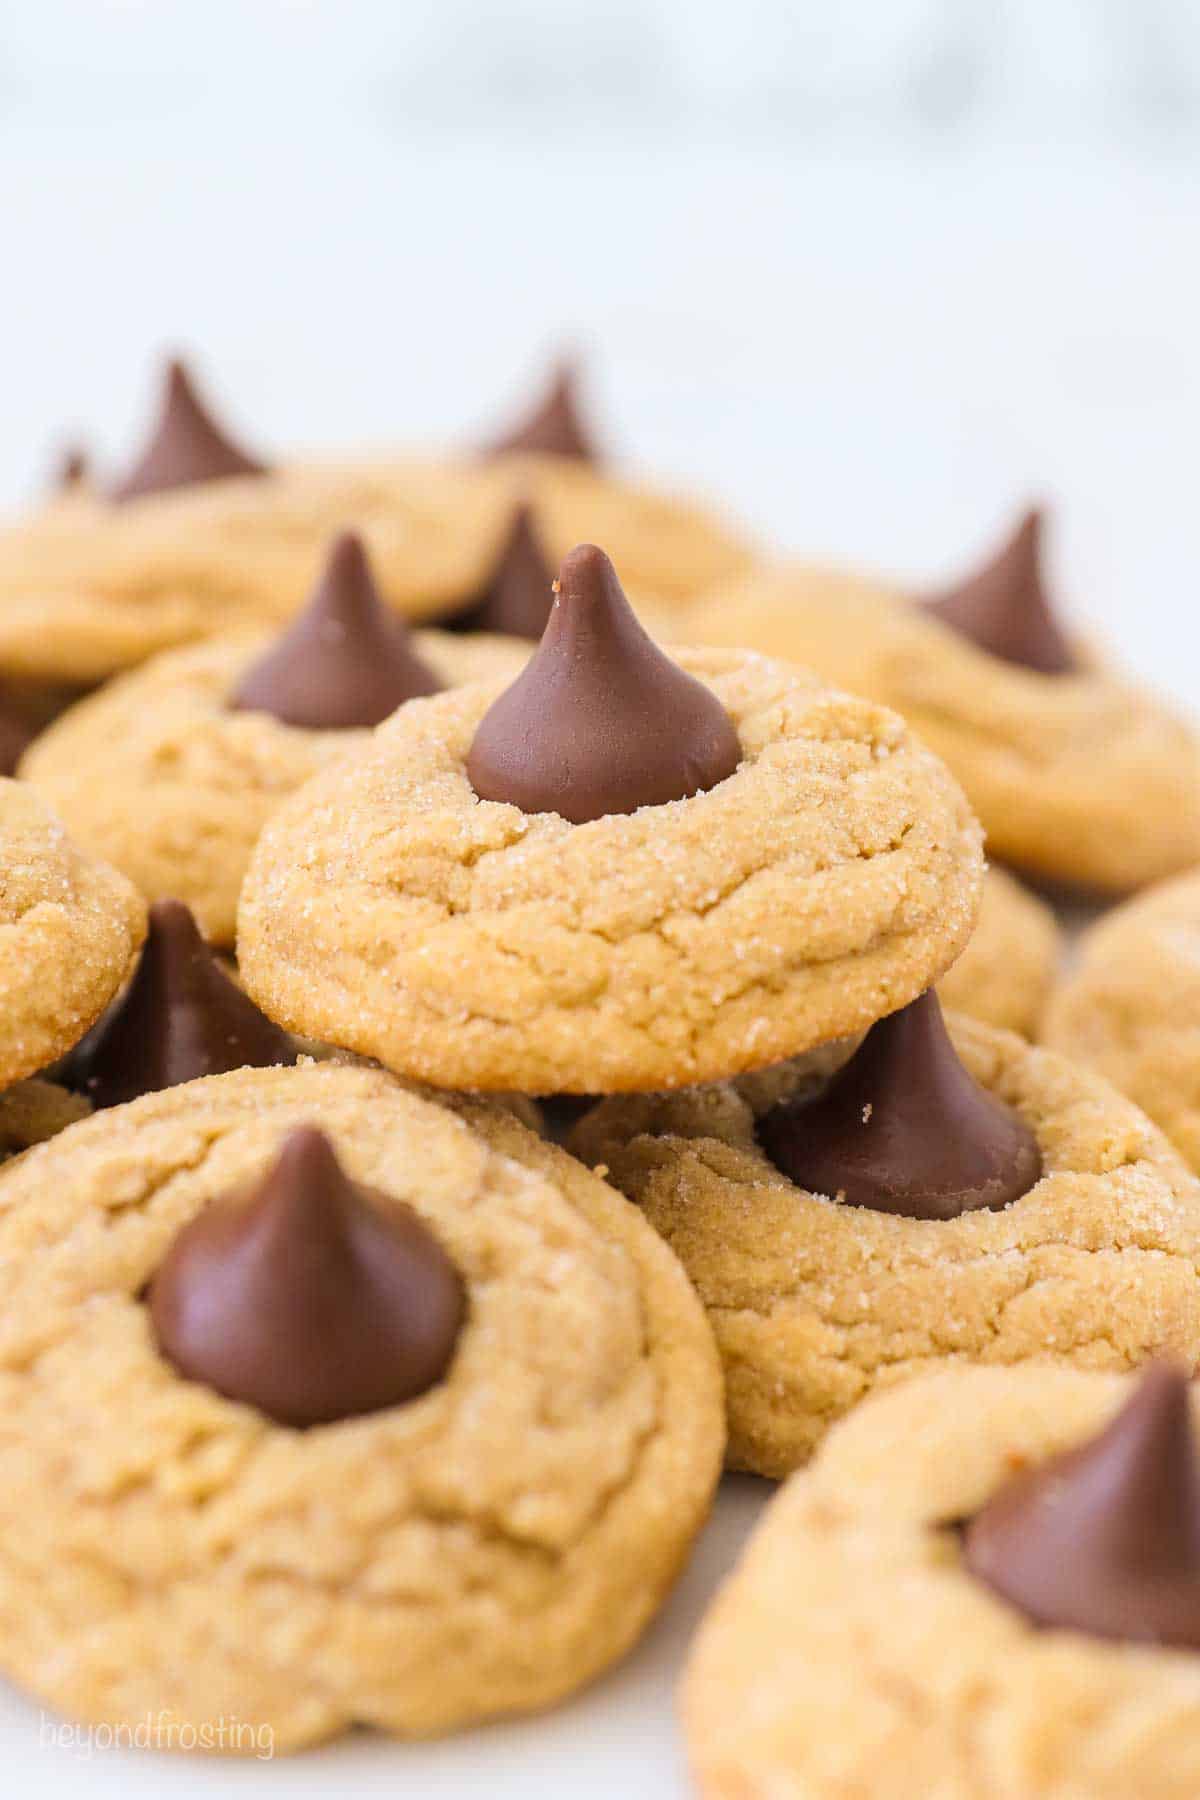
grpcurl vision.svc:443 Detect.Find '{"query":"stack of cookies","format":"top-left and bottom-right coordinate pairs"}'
top-left (2, 356), bottom-right (1200, 1794)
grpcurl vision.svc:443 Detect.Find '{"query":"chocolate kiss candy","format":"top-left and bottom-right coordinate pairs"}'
top-left (70, 899), bottom-right (296, 1108)
top-left (229, 531), bottom-right (442, 729)
top-left (452, 505), bottom-right (555, 641)
top-left (965, 1363), bottom-right (1200, 1649)
top-left (756, 990), bottom-right (1041, 1220)
top-left (111, 357), bottom-right (267, 503)
top-left (925, 508), bottom-right (1077, 675)
top-left (466, 543), bottom-right (742, 824)
top-left (148, 1127), bottom-right (466, 1427)
top-left (487, 363), bottom-right (597, 463)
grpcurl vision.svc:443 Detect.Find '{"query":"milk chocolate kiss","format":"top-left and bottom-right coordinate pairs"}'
top-left (756, 991), bottom-right (1041, 1219)
top-left (70, 899), bottom-right (296, 1108)
top-left (487, 364), bottom-right (597, 463)
top-left (229, 532), bottom-right (442, 729)
top-left (111, 358), bottom-right (267, 503)
top-left (925, 509), bottom-right (1077, 675)
top-left (149, 1127), bottom-right (465, 1427)
top-left (466, 544), bottom-right (742, 824)
top-left (964, 1364), bottom-right (1200, 1649)
top-left (448, 505), bottom-right (555, 640)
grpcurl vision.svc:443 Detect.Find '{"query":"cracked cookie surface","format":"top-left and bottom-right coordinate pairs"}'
top-left (940, 865), bottom-right (1060, 1037)
top-left (21, 629), bottom-right (528, 947)
top-left (236, 649), bottom-right (984, 1093)
top-left (570, 1013), bottom-right (1200, 1476)
top-left (685, 565), bottom-right (1200, 893)
top-left (0, 456), bottom-right (748, 682)
top-left (1043, 869), bottom-right (1200, 1173)
top-left (0, 1058), bottom-right (722, 1749)
top-left (684, 1364), bottom-right (1200, 1799)
top-left (0, 779), bottom-right (145, 1084)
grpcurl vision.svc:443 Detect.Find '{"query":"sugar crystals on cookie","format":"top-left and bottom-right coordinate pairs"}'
top-left (682, 1364), bottom-right (1200, 1798)
top-left (238, 545), bottom-right (982, 1092)
top-left (0, 1060), bottom-right (722, 1745)
top-left (571, 1009), bottom-right (1200, 1476)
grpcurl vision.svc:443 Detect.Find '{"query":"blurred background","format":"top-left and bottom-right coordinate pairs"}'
top-left (2, 0), bottom-right (1198, 685)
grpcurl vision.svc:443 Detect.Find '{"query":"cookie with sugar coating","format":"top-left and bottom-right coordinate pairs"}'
top-left (0, 1058), bottom-right (723, 1749)
top-left (684, 1363), bottom-right (1200, 1800)
top-left (237, 646), bottom-right (983, 1093)
top-left (571, 1012), bottom-right (1200, 1476)
top-left (685, 560), bottom-right (1200, 894)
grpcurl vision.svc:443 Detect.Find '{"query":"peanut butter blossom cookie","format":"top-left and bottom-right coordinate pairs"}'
top-left (939, 864), bottom-right (1060, 1037)
top-left (0, 1058), bottom-right (722, 1749)
top-left (237, 544), bottom-right (983, 1094)
top-left (686, 509), bottom-right (1200, 893)
top-left (0, 359), bottom-right (747, 683)
top-left (570, 993), bottom-right (1200, 1476)
top-left (684, 1363), bottom-right (1200, 1799)
top-left (22, 534), bottom-right (527, 945)
top-left (1043, 868), bottom-right (1200, 1173)
top-left (0, 779), bottom-right (145, 1085)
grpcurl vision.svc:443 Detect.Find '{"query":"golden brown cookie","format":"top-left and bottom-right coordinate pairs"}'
top-left (685, 563), bottom-right (1200, 893)
top-left (0, 779), bottom-right (145, 1085)
top-left (21, 628), bottom-right (528, 947)
top-left (0, 1057), bottom-right (722, 1749)
top-left (0, 454), bottom-right (748, 683)
top-left (570, 1012), bottom-right (1200, 1476)
top-left (489, 450), bottom-right (752, 606)
top-left (0, 1079), bottom-right (90, 1157)
top-left (939, 865), bottom-right (1060, 1037)
top-left (683, 1364), bottom-right (1200, 1800)
top-left (237, 649), bottom-right (983, 1093)
top-left (1043, 869), bottom-right (1200, 1173)
top-left (0, 461), bottom-right (494, 680)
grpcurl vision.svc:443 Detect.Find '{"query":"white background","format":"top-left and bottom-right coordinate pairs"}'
top-left (1, 1), bottom-right (1199, 697)
top-left (1, 2), bottom-right (1199, 1791)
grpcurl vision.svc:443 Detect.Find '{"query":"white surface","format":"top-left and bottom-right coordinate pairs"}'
top-left (3, 109), bottom-right (1200, 700)
top-left (3, 5), bottom-right (1200, 1789)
